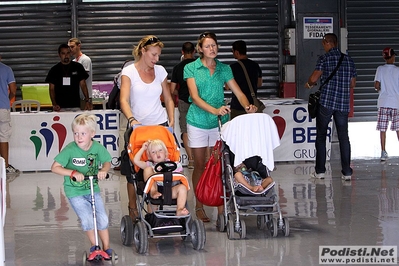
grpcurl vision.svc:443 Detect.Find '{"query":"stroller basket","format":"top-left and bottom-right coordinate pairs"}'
top-left (145, 213), bottom-right (184, 234)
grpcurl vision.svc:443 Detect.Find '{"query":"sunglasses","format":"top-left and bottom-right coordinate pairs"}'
top-left (143, 37), bottom-right (160, 47)
top-left (199, 32), bottom-right (216, 40)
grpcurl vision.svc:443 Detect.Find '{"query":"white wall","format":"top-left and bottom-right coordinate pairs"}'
top-left (349, 122), bottom-right (399, 159)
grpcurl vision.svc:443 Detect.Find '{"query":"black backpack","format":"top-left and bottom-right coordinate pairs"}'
top-left (106, 59), bottom-right (134, 110)
top-left (106, 81), bottom-right (120, 110)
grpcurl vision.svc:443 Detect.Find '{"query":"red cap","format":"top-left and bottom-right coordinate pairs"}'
top-left (383, 47), bottom-right (396, 59)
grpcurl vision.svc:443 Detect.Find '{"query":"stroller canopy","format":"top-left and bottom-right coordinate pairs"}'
top-left (128, 125), bottom-right (180, 172)
top-left (221, 113), bottom-right (280, 170)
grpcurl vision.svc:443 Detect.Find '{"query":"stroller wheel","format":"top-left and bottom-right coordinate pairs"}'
top-left (239, 219), bottom-right (246, 239)
top-left (133, 221), bottom-right (148, 254)
top-left (269, 218), bottom-right (278, 237)
top-left (257, 215), bottom-right (266, 230)
top-left (226, 220), bottom-right (235, 240)
top-left (217, 213), bottom-right (225, 232)
top-left (120, 215), bottom-right (134, 246)
top-left (191, 219), bottom-right (206, 250)
top-left (281, 217), bottom-right (290, 237)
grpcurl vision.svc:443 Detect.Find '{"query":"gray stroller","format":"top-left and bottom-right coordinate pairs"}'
top-left (217, 113), bottom-right (290, 239)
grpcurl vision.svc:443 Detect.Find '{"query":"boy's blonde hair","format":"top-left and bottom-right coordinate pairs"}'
top-left (71, 114), bottom-right (97, 133)
top-left (146, 139), bottom-right (168, 158)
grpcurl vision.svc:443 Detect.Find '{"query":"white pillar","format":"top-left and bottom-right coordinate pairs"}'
top-left (0, 157), bottom-right (6, 266)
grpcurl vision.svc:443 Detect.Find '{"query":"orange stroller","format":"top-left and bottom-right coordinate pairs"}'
top-left (120, 125), bottom-right (206, 254)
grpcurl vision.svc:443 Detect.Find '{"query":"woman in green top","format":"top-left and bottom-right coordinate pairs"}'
top-left (184, 31), bottom-right (257, 222)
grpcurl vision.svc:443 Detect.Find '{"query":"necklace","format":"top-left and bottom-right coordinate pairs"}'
top-left (75, 53), bottom-right (83, 62)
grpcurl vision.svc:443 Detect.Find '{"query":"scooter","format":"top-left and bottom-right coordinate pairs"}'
top-left (75, 175), bottom-right (116, 265)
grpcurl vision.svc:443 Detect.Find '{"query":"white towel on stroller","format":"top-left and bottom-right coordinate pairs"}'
top-left (221, 113), bottom-right (280, 170)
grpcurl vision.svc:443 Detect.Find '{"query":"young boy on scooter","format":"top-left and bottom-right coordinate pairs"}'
top-left (51, 113), bottom-right (117, 260)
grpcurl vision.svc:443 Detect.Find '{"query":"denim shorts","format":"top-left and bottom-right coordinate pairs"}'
top-left (68, 193), bottom-right (109, 231)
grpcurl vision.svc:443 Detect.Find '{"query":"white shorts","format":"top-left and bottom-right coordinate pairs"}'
top-left (187, 124), bottom-right (219, 148)
top-left (0, 109), bottom-right (12, 142)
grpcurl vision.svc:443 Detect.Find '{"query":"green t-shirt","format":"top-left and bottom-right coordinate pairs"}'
top-left (184, 58), bottom-right (232, 129)
top-left (54, 140), bottom-right (112, 198)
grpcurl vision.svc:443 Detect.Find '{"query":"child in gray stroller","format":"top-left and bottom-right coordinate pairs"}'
top-left (217, 113), bottom-right (290, 239)
top-left (233, 155), bottom-right (274, 194)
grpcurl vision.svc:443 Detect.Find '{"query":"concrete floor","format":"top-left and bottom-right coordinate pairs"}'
top-left (4, 154), bottom-right (399, 266)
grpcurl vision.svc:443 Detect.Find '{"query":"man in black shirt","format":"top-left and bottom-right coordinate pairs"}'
top-left (46, 43), bottom-right (92, 111)
top-left (170, 42), bottom-right (196, 168)
top-left (229, 40), bottom-right (262, 119)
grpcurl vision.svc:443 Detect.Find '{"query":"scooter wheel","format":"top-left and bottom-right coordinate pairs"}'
top-left (82, 251), bottom-right (87, 266)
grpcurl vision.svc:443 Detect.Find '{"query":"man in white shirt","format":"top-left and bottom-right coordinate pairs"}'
top-left (68, 38), bottom-right (93, 107)
top-left (374, 47), bottom-right (399, 161)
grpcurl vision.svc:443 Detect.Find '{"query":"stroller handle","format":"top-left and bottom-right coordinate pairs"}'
top-left (217, 115), bottom-right (223, 132)
top-left (72, 174), bottom-right (110, 182)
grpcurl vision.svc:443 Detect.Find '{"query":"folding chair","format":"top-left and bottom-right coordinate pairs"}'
top-left (11, 100), bottom-right (41, 112)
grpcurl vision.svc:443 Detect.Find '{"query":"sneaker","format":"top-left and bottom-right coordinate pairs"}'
top-left (89, 245), bottom-right (97, 254)
top-left (311, 172), bottom-right (325, 179)
top-left (105, 249), bottom-right (118, 260)
top-left (341, 175), bottom-right (351, 181)
top-left (188, 160), bottom-right (194, 169)
top-left (381, 151), bottom-right (388, 161)
top-left (6, 164), bottom-right (20, 176)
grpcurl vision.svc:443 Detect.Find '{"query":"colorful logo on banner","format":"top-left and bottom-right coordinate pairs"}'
top-left (271, 109), bottom-right (286, 139)
top-left (29, 115), bottom-right (67, 159)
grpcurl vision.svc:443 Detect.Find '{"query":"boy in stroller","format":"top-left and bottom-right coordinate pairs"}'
top-left (233, 155), bottom-right (274, 193)
top-left (133, 139), bottom-right (190, 216)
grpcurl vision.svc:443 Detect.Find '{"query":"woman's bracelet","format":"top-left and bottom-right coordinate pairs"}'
top-left (128, 116), bottom-right (136, 123)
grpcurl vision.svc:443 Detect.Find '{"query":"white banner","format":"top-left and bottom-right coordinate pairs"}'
top-left (304, 17), bottom-right (333, 39)
top-left (175, 100), bottom-right (331, 163)
top-left (262, 99), bottom-right (332, 162)
top-left (10, 110), bottom-right (120, 171)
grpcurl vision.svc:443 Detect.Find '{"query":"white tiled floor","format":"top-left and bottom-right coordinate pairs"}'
top-left (4, 151), bottom-right (399, 265)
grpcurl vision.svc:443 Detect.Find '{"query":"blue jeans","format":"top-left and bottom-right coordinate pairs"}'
top-left (315, 105), bottom-right (353, 176)
top-left (68, 193), bottom-right (109, 231)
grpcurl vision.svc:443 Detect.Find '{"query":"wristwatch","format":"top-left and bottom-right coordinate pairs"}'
top-left (85, 98), bottom-right (92, 103)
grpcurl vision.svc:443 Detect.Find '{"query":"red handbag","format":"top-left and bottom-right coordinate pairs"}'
top-left (195, 140), bottom-right (224, 206)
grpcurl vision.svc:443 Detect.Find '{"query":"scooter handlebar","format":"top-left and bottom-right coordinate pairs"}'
top-left (72, 174), bottom-right (110, 182)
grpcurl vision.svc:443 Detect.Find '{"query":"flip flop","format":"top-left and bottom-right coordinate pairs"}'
top-left (195, 207), bottom-right (210, 222)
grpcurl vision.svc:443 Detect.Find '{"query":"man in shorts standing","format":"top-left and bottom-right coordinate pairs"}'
top-left (0, 55), bottom-right (20, 177)
top-left (374, 47), bottom-right (399, 161)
